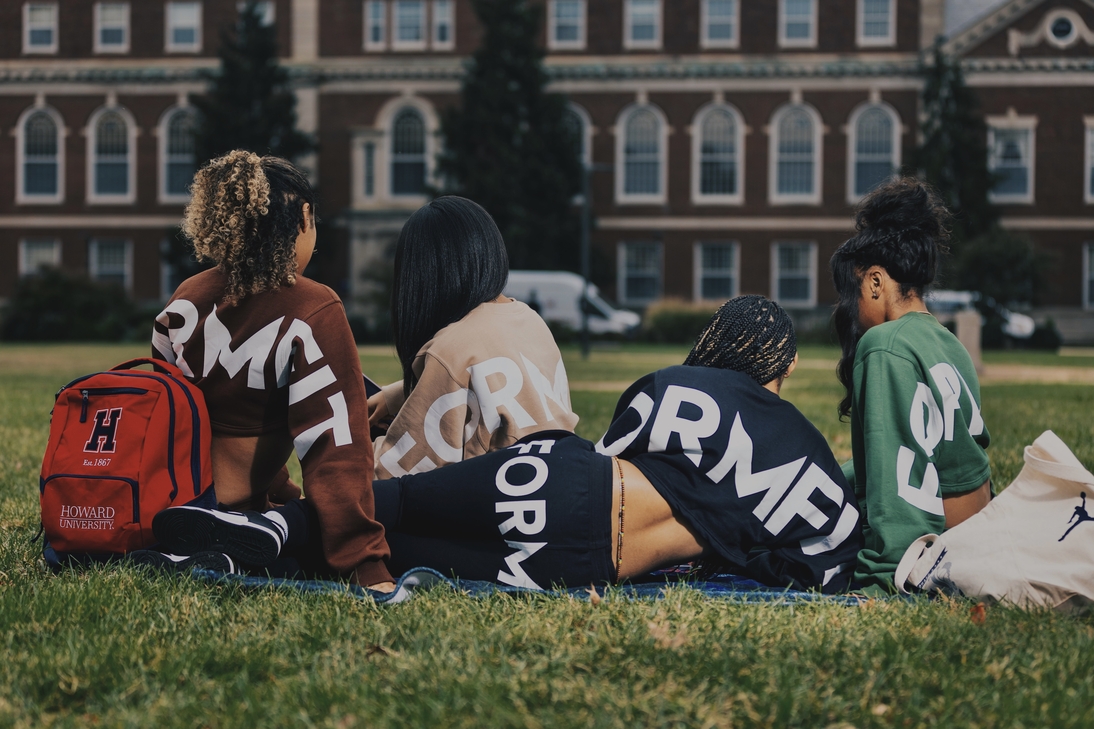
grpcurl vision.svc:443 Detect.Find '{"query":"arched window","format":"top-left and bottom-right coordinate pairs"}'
top-left (23, 110), bottom-right (60, 198)
top-left (94, 111), bottom-right (131, 197)
top-left (163, 108), bottom-right (196, 200)
top-left (771, 104), bottom-right (821, 204)
top-left (622, 107), bottom-right (662, 197)
top-left (696, 106), bottom-right (740, 200)
top-left (391, 107), bottom-right (426, 196)
top-left (852, 105), bottom-right (896, 198)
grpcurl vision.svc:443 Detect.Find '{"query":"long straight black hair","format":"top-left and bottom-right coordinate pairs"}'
top-left (391, 196), bottom-right (509, 395)
top-left (830, 178), bottom-right (950, 419)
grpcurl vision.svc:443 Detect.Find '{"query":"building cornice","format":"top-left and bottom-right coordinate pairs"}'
top-left (0, 55), bottom-right (930, 86)
top-left (2, 54), bottom-right (1091, 89)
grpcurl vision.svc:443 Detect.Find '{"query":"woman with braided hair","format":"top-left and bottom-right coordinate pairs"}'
top-left (148, 151), bottom-right (395, 591)
top-left (831, 177), bottom-right (992, 593)
top-left (155, 295), bottom-right (862, 594)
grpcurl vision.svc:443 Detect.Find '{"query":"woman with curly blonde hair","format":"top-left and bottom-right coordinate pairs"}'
top-left (148, 150), bottom-right (394, 591)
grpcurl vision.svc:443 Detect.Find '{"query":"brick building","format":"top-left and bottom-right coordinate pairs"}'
top-left (2, 0), bottom-right (1092, 332)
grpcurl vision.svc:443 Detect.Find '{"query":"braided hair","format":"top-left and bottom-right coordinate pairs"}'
top-left (685, 295), bottom-right (797, 386)
top-left (830, 177), bottom-right (951, 419)
top-left (182, 150), bottom-right (317, 305)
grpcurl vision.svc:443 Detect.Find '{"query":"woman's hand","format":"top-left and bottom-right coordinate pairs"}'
top-left (368, 391), bottom-right (390, 431)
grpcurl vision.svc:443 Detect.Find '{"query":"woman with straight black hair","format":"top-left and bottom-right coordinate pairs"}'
top-left (830, 177), bottom-right (992, 593)
top-left (367, 196), bottom-right (579, 479)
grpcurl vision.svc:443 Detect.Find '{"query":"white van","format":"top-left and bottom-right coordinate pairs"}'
top-left (504, 270), bottom-right (640, 335)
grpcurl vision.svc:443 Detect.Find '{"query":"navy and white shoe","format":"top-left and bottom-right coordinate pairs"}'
top-left (127, 549), bottom-right (237, 574)
top-left (152, 506), bottom-right (287, 567)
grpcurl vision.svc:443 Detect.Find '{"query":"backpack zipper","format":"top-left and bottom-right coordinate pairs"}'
top-left (78, 387), bottom-right (148, 423)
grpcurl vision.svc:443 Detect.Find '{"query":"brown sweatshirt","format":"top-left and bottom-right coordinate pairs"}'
top-left (375, 299), bottom-right (579, 479)
top-left (151, 268), bottom-right (391, 585)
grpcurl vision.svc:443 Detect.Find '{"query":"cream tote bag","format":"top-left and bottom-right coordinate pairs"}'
top-left (894, 430), bottom-right (1094, 612)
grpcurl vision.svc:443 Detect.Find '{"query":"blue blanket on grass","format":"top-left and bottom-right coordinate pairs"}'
top-left (188, 567), bottom-right (866, 606)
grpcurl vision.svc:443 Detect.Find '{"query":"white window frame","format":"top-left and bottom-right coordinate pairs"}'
top-left (691, 102), bottom-right (745, 206)
top-left (363, 0), bottom-right (387, 50)
top-left (615, 103), bottom-right (669, 205)
top-left (857, 0), bottom-right (895, 47)
top-left (987, 114), bottom-right (1037, 205)
top-left (15, 104), bottom-right (65, 205)
top-left (23, 2), bottom-right (59, 54)
top-left (88, 238), bottom-right (134, 291)
top-left (94, 2), bottom-right (130, 54)
top-left (18, 238), bottom-right (61, 276)
top-left (165, 1), bottom-right (203, 53)
top-left (846, 101), bottom-right (901, 204)
top-left (778, 0), bottom-right (816, 48)
top-left (770, 240), bottom-right (817, 309)
top-left (352, 96), bottom-right (438, 209)
top-left (700, 0), bottom-right (739, 50)
top-left (86, 105), bottom-right (138, 205)
top-left (548, 0), bottom-right (586, 51)
top-left (392, 0), bottom-right (427, 51)
top-left (617, 240), bottom-right (663, 306)
top-left (1084, 242), bottom-right (1094, 311)
top-left (623, 0), bottom-right (662, 50)
top-left (431, 0), bottom-right (454, 50)
top-left (1084, 117), bottom-right (1094, 205)
top-left (693, 241), bottom-right (739, 302)
top-left (158, 106), bottom-right (197, 204)
top-left (769, 102), bottom-right (823, 206)
top-left (567, 103), bottom-right (593, 168)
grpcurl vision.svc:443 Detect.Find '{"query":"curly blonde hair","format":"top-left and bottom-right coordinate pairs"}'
top-left (182, 150), bottom-right (316, 305)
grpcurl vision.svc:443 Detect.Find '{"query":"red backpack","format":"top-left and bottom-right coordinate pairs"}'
top-left (39, 358), bottom-right (216, 566)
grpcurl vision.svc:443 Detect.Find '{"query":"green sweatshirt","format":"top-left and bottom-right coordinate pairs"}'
top-left (845, 312), bottom-right (991, 591)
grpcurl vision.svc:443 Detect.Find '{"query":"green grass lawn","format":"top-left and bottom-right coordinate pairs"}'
top-left (2, 344), bottom-right (1093, 727)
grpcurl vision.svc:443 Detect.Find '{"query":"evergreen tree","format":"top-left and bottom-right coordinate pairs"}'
top-left (914, 44), bottom-right (998, 242)
top-left (190, 1), bottom-right (315, 163)
top-left (435, 0), bottom-right (582, 270)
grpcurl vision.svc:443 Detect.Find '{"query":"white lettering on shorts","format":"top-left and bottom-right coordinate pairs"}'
top-left (494, 443), bottom-right (554, 590)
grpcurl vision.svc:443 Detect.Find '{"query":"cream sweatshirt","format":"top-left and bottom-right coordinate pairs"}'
top-left (374, 299), bottom-right (578, 479)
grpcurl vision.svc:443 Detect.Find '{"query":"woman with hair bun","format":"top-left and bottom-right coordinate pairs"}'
top-left (149, 150), bottom-right (394, 591)
top-left (831, 177), bottom-right (992, 592)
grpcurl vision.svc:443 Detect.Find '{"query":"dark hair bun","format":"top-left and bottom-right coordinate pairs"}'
top-left (833, 177), bottom-right (950, 291)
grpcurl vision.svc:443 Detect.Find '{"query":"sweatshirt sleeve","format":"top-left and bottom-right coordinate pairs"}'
top-left (853, 350), bottom-right (947, 590)
top-left (286, 300), bottom-right (392, 586)
top-left (374, 353), bottom-right (475, 479)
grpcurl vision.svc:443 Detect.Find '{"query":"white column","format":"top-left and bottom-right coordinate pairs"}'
top-left (919, 0), bottom-right (944, 49)
top-left (295, 85), bottom-right (319, 184)
top-left (291, 0), bottom-right (319, 61)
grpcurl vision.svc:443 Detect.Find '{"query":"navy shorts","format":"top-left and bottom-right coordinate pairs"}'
top-left (373, 432), bottom-right (615, 589)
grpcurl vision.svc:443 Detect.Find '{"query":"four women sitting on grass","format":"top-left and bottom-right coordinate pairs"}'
top-left (145, 150), bottom-right (990, 595)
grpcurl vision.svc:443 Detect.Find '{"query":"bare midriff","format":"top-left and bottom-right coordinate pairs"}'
top-left (210, 432), bottom-right (295, 511)
top-left (610, 458), bottom-right (707, 580)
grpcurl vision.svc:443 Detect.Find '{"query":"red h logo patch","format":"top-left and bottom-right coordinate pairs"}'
top-left (83, 408), bottom-right (123, 453)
